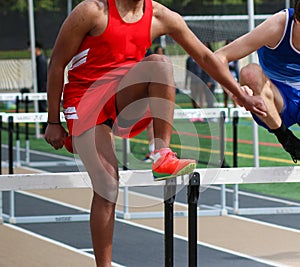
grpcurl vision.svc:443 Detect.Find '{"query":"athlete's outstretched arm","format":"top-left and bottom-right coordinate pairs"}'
top-left (215, 11), bottom-right (286, 65)
top-left (151, 2), bottom-right (267, 116)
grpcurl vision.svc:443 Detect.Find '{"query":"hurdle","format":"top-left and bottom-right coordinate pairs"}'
top-left (1, 167), bottom-right (300, 266)
top-left (0, 92), bottom-right (60, 166)
top-left (0, 92), bottom-right (22, 103)
top-left (6, 106), bottom-right (298, 216)
top-left (0, 108), bottom-right (228, 226)
top-left (0, 93), bottom-right (22, 167)
top-left (17, 92), bottom-right (48, 145)
top-left (3, 106), bottom-right (299, 220)
top-left (227, 108), bottom-right (300, 215)
top-left (0, 112), bottom-right (88, 225)
top-left (0, 107), bottom-right (229, 220)
top-left (0, 112), bottom-right (77, 168)
top-left (119, 108), bottom-right (228, 219)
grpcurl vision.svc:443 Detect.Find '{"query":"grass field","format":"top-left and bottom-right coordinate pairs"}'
top-left (2, 92), bottom-right (300, 202)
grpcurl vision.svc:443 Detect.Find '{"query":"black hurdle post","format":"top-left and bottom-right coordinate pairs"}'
top-left (8, 116), bottom-right (15, 222)
top-left (15, 96), bottom-right (21, 166)
top-left (15, 96), bottom-right (20, 142)
top-left (219, 110), bottom-right (226, 168)
top-left (122, 138), bottom-right (129, 171)
top-left (187, 172), bottom-right (200, 267)
top-left (232, 110), bottom-right (239, 212)
top-left (232, 110), bottom-right (239, 168)
top-left (25, 96), bottom-right (29, 141)
top-left (164, 178), bottom-right (177, 267)
top-left (25, 96), bottom-right (30, 164)
top-left (0, 115), bottom-right (2, 222)
top-left (0, 115), bottom-right (2, 174)
top-left (219, 110), bottom-right (227, 213)
top-left (8, 116), bottom-right (14, 175)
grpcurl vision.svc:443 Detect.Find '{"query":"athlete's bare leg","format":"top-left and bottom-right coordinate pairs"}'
top-left (116, 54), bottom-right (176, 149)
top-left (240, 63), bottom-right (300, 162)
top-left (72, 55), bottom-right (194, 266)
top-left (74, 125), bottom-right (119, 267)
top-left (240, 63), bottom-right (284, 130)
top-left (116, 54), bottom-right (196, 179)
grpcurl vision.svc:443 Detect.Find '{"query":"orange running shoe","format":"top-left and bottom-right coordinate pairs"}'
top-left (152, 148), bottom-right (196, 181)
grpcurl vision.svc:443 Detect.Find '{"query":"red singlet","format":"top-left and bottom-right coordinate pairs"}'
top-left (63, 0), bottom-right (153, 152)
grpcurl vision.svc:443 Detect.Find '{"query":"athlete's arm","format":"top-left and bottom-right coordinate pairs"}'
top-left (46, 0), bottom-right (106, 149)
top-left (151, 2), bottom-right (267, 116)
top-left (215, 11), bottom-right (286, 65)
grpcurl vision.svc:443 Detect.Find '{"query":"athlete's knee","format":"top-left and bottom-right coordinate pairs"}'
top-left (90, 170), bottom-right (119, 203)
top-left (240, 63), bottom-right (264, 94)
top-left (145, 53), bottom-right (170, 64)
top-left (240, 63), bottom-right (260, 83)
top-left (144, 54), bottom-right (173, 76)
top-left (92, 189), bottom-right (117, 208)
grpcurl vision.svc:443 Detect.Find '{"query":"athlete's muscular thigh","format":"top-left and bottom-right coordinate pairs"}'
top-left (116, 82), bottom-right (150, 122)
top-left (116, 54), bottom-right (173, 121)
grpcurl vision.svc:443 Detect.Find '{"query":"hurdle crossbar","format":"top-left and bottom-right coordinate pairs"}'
top-left (1, 166), bottom-right (300, 224)
top-left (1, 107), bottom-right (228, 123)
top-left (174, 108), bottom-right (228, 119)
top-left (0, 112), bottom-right (65, 123)
top-left (0, 108), bottom-right (228, 225)
top-left (0, 166), bottom-right (300, 191)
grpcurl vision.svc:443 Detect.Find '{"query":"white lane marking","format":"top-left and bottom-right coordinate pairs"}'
top-left (4, 223), bottom-right (95, 259)
top-left (4, 223), bottom-right (126, 267)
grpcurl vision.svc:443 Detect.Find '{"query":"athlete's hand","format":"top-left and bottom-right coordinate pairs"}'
top-left (233, 86), bottom-right (267, 117)
top-left (44, 124), bottom-right (68, 150)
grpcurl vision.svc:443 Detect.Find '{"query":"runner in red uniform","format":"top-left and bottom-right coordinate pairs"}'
top-left (45, 1), bottom-right (266, 265)
top-left (63, 0), bottom-right (153, 139)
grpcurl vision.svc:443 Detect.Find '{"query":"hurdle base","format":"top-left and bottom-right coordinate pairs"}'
top-left (22, 161), bottom-right (83, 168)
top-left (227, 206), bottom-right (300, 216)
top-left (2, 213), bottom-right (90, 224)
top-left (115, 208), bottom-right (227, 220)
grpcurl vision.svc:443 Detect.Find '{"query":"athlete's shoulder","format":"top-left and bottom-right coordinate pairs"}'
top-left (257, 9), bottom-right (287, 36)
top-left (72, 0), bottom-right (107, 17)
top-left (152, 1), bottom-right (184, 28)
top-left (264, 9), bottom-right (288, 29)
top-left (152, 1), bottom-right (179, 18)
top-left (67, 0), bottom-right (107, 33)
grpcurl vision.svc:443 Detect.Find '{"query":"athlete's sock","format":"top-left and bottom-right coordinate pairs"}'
top-left (271, 121), bottom-right (300, 162)
top-left (271, 122), bottom-right (288, 145)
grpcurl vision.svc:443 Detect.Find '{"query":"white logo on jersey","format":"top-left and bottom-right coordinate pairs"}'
top-left (69, 48), bottom-right (90, 70)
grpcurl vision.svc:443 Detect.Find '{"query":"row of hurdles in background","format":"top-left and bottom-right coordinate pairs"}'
top-left (1, 92), bottom-right (299, 220)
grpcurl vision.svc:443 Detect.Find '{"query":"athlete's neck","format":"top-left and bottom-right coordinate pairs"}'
top-left (115, 0), bottom-right (145, 23)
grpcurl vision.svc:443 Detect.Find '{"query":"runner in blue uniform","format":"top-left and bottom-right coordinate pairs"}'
top-left (215, 1), bottom-right (300, 163)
